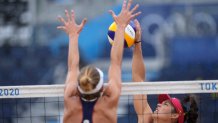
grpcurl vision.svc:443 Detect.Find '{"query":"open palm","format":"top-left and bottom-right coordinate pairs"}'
top-left (109, 0), bottom-right (141, 28)
top-left (57, 10), bottom-right (87, 36)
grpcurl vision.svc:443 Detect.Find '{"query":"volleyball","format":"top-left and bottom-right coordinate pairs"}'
top-left (107, 21), bottom-right (136, 48)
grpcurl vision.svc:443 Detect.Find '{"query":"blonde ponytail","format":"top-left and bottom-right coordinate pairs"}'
top-left (79, 75), bottom-right (93, 92)
top-left (77, 66), bottom-right (103, 101)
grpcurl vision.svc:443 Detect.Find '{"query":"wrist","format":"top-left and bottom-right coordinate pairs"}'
top-left (69, 34), bottom-right (79, 38)
top-left (116, 25), bottom-right (126, 30)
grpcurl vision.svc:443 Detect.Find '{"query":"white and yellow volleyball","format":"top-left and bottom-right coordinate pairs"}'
top-left (107, 21), bottom-right (136, 48)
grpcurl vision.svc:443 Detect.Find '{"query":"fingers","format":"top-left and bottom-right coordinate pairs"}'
top-left (60, 9), bottom-right (75, 23)
top-left (78, 18), bottom-right (87, 33)
top-left (71, 10), bottom-right (75, 23)
top-left (134, 19), bottom-right (141, 32)
top-left (65, 10), bottom-right (71, 22)
top-left (130, 4), bottom-right (139, 13)
top-left (122, 0), bottom-right (127, 10)
top-left (108, 10), bottom-right (116, 19)
top-left (57, 16), bottom-right (66, 25)
top-left (57, 26), bottom-right (66, 31)
top-left (134, 19), bottom-right (141, 42)
top-left (127, 0), bottom-right (132, 10)
top-left (80, 18), bottom-right (87, 28)
top-left (131, 11), bottom-right (141, 19)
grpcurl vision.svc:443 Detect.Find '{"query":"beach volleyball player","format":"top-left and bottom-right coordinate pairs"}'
top-left (132, 19), bottom-right (198, 123)
top-left (57, 0), bottom-right (141, 123)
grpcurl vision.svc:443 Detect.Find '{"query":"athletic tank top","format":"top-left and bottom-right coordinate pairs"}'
top-left (81, 98), bottom-right (98, 123)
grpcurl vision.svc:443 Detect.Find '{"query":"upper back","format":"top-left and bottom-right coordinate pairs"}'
top-left (64, 82), bottom-right (121, 123)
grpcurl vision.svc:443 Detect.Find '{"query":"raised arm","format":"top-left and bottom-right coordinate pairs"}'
top-left (57, 10), bottom-right (87, 97)
top-left (132, 19), bottom-right (145, 82)
top-left (132, 19), bottom-right (152, 123)
top-left (107, 0), bottom-right (141, 97)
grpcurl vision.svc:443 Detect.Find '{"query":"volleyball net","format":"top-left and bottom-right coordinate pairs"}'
top-left (0, 80), bottom-right (218, 123)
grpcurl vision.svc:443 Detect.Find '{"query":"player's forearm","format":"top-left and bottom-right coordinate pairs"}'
top-left (132, 43), bottom-right (145, 81)
top-left (110, 26), bottom-right (125, 66)
top-left (133, 95), bottom-right (145, 115)
top-left (68, 35), bottom-right (79, 71)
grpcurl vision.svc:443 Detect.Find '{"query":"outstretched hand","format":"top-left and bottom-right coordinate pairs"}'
top-left (57, 10), bottom-right (87, 36)
top-left (108, 0), bottom-right (141, 28)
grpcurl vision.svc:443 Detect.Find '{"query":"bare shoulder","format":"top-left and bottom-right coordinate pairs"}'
top-left (100, 82), bottom-right (121, 107)
top-left (64, 95), bottom-right (82, 111)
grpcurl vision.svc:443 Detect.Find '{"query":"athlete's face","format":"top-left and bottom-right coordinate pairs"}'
top-left (152, 100), bottom-right (175, 121)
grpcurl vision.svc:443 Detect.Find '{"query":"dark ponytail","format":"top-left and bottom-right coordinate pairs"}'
top-left (182, 95), bottom-right (198, 123)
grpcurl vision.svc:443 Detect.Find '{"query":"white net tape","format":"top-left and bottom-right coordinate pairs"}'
top-left (0, 80), bottom-right (217, 98)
